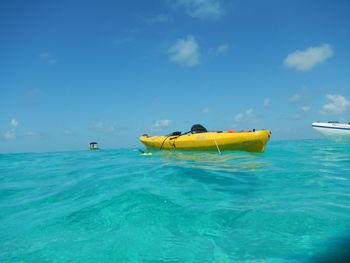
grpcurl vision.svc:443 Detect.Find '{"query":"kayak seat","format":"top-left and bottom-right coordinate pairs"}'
top-left (191, 124), bottom-right (208, 134)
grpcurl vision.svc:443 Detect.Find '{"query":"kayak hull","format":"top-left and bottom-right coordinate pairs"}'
top-left (140, 130), bottom-right (271, 153)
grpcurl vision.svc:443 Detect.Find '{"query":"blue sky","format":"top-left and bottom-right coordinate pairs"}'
top-left (1, 0), bottom-right (350, 153)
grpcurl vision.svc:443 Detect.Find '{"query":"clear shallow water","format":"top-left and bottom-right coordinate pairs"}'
top-left (1, 140), bottom-right (350, 262)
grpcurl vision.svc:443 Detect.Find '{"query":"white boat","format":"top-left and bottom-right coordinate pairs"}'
top-left (312, 121), bottom-right (350, 142)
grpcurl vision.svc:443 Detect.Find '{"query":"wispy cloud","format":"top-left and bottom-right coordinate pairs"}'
top-left (320, 94), bottom-right (350, 114)
top-left (301, 106), bottom-right (311, 112)
top-left (113, 26), bottom-right (141, 45)
top-left (263, 98), bottom-right (270, 107)
top-left (147, 14), bottom-right (172, 25)
top-left (40, 52), bottom-right (57, 65)
top-left (24, 88), bottom-right (42, 107)
top-left (11, 119), bottom-right (18, 128)
top-left (151, 119), bottom-right (171, 131)
top-left (201, 108), bottom-right (209, 114)
top-left (4, 118), bottom-right (18, 140)
top-left (4, 130), bottom-right (16, 140)
top-left (172, 0), bottom-right (224, 20)
top-left (234, 109), bottom-right (258, 123)
top-left (289, 94), bottom-right (304, 102)
top-left (27, 131), bottom-right (38, 136)
top-left (92, 121), bottom-right (116, 133)
top-left (283, 44), bottom-right (333, 71)
top-left (208, 43), bottom-right (229, 55)
top-left (288, 113), bottom-right (307, 121)
top-left (155, 119), bottom-right (171, 128)
top-left (168, 35), bottom-right (200, 67)
top-left (284, 105), bottom-right (312, 121)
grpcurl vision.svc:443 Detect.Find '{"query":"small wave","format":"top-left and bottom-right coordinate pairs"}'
top-left (1, 140), bottom-right (350, 262)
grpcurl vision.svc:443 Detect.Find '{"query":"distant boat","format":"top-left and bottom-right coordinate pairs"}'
top-left (312, 121), bottom-right (350, 142)
top-left (89, 142), bottom-right (99, 150)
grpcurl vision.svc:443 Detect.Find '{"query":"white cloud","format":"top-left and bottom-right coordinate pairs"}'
top-left (208, 43), bottom-right (229, 55)
top-left (168, 35), bottom-right (200, 66)
top-left (321, 94), bottom-right (350, 114)
top-left (154, 119), bottom-right (171, 129)
top-left (150, 119), bottom-right (172, 131)
top-left (284, 44), bottom-right (333, 71)
top-left (40, 52), bottom-right (57, 65)
top-left (11, 118), bottom-right (18, 128)
top-left (301, 106), bottom-right (311, 112)
top-left (234, 109), bottom-right (258, 123)
top-left (174, 0), bottom-right (224, 20)
top-left (4, 118), bottom-right (18, 140)
top-left (263, 98), bottom-right (270, 107)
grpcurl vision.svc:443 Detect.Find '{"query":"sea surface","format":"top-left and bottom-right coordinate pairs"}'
top-left (1, 140), bottom-right (350, 262)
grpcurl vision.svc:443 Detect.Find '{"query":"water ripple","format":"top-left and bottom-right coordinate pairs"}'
top-left (1, 141), bottom-right (350, 262)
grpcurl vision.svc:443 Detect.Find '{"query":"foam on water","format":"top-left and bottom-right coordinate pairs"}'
top-left (1, 140), bottom-right (350, 262)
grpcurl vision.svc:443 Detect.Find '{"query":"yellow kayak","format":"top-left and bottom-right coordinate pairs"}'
top-left (140, 130), bottom-right (271, 153)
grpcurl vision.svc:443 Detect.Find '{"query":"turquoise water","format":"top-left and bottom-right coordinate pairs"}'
top-left (1, 140), bottom-right (350, 262)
